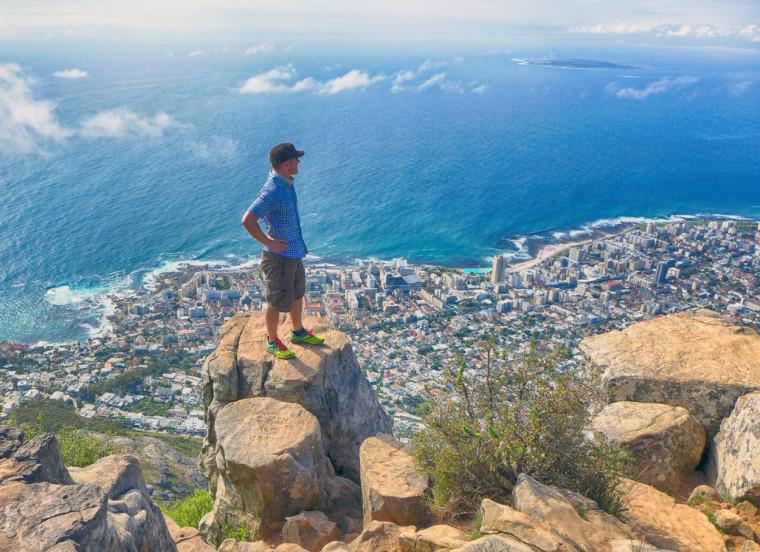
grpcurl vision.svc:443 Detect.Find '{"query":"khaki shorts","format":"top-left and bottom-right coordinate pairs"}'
top-left (261, 251), bottom-right (306, 312)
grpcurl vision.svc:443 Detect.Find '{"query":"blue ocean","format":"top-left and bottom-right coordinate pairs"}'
top-left (1, 37), bottom-right (759, 343)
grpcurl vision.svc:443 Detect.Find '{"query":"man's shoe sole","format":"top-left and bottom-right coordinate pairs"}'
top-left (291, 335), bottom-right (325, 345)
top-left (266, 346), bottom-right (295, 359)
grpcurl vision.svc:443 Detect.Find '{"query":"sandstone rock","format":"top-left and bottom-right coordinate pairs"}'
top-left (324, 475), bottom-right (363, 534)
top-left (619, 478), bottom-right (726, 551)
top-left (0, 427), bottom-right (177, 552)
top-left (201, 315), bottom-right (391, 486)
top-left (736, 501), bottom-right (759, 520)
top-left (282, 511), bottom-right (340, 552)
top-left (399, 524), bottom-right (469, 552)
top-left (205, 397), bottom-right (331, 544)
top-left (0, 426), bottom-right (23, 459)
top-left (610, 541), bottom-right (668, 552)
top-left (688, 485), bottom-right (720, 503)
top-left (580, 310), bottom-right (760, 438)
top-left (707, 391), bottom-right (760, 502)
top-left (275, 544), bottom-right (310, 552)
top-left (450, 534), bottom-right (536, 552)
top-left (0, 481), bottom-right (108, 551)
top-left (321, 543), bottom-right (349, 551)
top-left (359, 434), bottom-right (428, 528)
top-left (69, 454), bottom-right (177, 552)
top-left (2, 433), bottom-right (74, 485)
top-left (348, 521), bottom-right (405, 551)
top-left (591, 401), bottom-right (705, 488)
top-left (713, 510), bottom-right (755, 539)
top-left (218, 539), bottom-right (272, 552)
top-left (479, 498), bottom-right (574, 551)
top-left (165, 515), bottom-right (216, 552)
top-left (512, 473), bottom-right (634, 551)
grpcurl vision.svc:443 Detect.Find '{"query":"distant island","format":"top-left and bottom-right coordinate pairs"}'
top-left (512, 57), bottom-right (639, 70)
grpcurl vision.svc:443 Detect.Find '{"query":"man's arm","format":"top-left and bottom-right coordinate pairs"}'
top-left (241, 211), bottom-right (287, 252)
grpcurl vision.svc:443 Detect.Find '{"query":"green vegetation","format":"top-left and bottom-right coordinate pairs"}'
top-left (412, 338), bottom-right (629, 518)
top-left (224, 522), bottom-right (252, 542)
top-left (161, 489), bottom-right (214, 529)
top-left (124, 398), bottom-right (171, 417)
top-left (10, 398), bottom-right (130, 434)
top-left (9, 409), bottom-right (120, 468)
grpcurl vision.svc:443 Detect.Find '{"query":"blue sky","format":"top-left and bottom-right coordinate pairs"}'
top-left (1, 0), bottom-right (759, 46)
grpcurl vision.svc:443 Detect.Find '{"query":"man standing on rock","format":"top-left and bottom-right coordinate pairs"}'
top-left (241, 143), bottom-right (325, 359)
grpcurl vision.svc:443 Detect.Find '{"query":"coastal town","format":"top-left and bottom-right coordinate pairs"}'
top-left (1, 218), bottom-right (758, 438)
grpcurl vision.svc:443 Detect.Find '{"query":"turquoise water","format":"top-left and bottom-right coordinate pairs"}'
top-left (1, 39), bottom-right (759, 342)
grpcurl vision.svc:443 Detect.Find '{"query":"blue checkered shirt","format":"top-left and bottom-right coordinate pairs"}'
top-left (248, 170), bottom-right (308, 259)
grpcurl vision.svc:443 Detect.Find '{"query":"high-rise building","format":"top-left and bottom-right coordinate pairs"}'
top-left (491, 255), bottom-right (507, 285)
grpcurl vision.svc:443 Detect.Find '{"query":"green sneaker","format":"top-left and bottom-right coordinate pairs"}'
top-left (266, 337), bottom-right (296, 359)
top-left (290, 328), bottom-right (325, 345)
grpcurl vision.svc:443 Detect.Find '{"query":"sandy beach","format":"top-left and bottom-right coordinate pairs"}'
top-left (506, 238), bottom-right (596, 272)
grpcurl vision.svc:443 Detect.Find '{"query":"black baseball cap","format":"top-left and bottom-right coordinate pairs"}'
top-left (269, 143), bottom-right (304, 166)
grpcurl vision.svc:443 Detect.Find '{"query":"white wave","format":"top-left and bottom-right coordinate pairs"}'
top-left (45, 284), bottom-right (103, 306)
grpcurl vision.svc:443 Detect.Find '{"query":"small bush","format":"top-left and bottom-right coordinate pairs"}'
top-left (411, 339), bottom-right (629, 518)
top-left (10, 412), bottom-right (119, 468)
top-left (162, 489), bottom-right (214, 529)
top-left (224, 522), bottom-right (252, 542)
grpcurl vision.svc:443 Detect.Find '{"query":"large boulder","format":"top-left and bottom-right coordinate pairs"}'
top-left (282, 511), bottom-right (340, 552)
top-left (359, 434), bottom-right (428, 528)
top-left (479, 498), bottom-right (574, 551)
top-left (590, 401), bottom-right (705, 489)
top-left (201, 315), bottom-right (391, 488)
top-left (164, 515), bottom-right (216, 552)
top-left (619, 478), bottom-right (726, 551)
top-left (399, 524), bottom-right (469, 552)
top-left (0, 427), bottom-right (177, 552)
top-left (69, 454), bottom-right (177, 552)
top-left (202, 397), bottom-right (331, 544)
top-left (347, 520), bottom-right (410, 551)
top-left (450, 534), bottom-right (537, 552)
top-left (512, 473), bottom-right (634, 551)
top-left (580, 309), bottom-right (760, 438)
top-left (706, 391), bottom-right (760, 502)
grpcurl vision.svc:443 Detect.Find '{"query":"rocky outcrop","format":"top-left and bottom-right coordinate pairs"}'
top-left (201, 315), bottom-right (391, 486)
top-left (347, 521), bottom-right (413, 551)
top-left (512, 473), bottom-right (634, 551)
top-left (282, 511), bottom-right (340, 551)
top-left (399, 524), bottom-right (469, 551)
top-left (203, 397), bottom-right (331, 543)
top-left (580, 309), bottom-right (760, 438)
top-left (706, 391), bottom-right (760, 502)
top-left (200, 315), bottom-right (390, 545)
top-left (165, 515), bottom-right (216, 552)
top-left (590, 401), bottom-right (705, 488)
top-left (0, 427), bottom-right (177, 551)
top-left (359, 434), bottom-right (428, 528)
top-left (619, 478), bottom-right (726, 551)
top-left (479, 498), bottom-right (574, 551)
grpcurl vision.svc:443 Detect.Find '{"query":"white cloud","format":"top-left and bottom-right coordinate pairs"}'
top-left (79, 109), bottom-right (181, 138)
top-left (318, 69), bottom-right (385, 95)
top-left (391, 59), bottom-right (446, 93)
top-left (244, 39), bottom-right (274, 55)
top-left (730, 80), bottom-right (753, 95)
top-left (53, 68), bottom-right (88, 79)
top-left (0, 63), bottom-right (72, 154)
top-left (573, 22), bottom-right (760, 42)
top-left (609, 75), bottom-right (699, 100)
top-left (471, 84), bottom-right (487, 94)
top-left (240, 65), bottom-right (384, 95)
top-left (189, 136), bottom-right (238, 160)
top-left (187, 50), bottom-right (207, 57)
top-left (240, 65), bottom-right (296, 93)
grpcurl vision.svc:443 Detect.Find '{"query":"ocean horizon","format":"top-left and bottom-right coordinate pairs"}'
top-left (2, 38), bottom-right (759, 343)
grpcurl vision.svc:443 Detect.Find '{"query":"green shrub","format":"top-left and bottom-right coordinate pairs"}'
top-left (162, 489), bottom-right (214, 529)
top-left (411, 339), bottom-right (629, 518)
top-left (224, 522), bottom-right (252, 542)
top-left (9, 412), bottom-right (119, 468)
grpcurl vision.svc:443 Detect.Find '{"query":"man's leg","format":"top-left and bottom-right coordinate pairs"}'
top-left (265, 304), bottom-right (280, 342)
top-left (289, 296), bottom-right (304, 332)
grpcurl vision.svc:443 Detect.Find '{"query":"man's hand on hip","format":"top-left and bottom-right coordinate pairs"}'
top-left (266, 236), bottom-right (288, 252)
